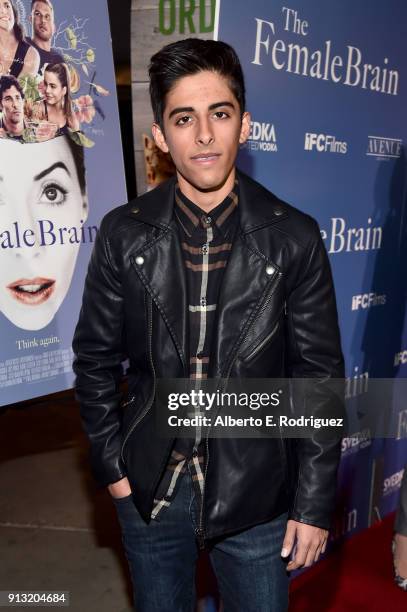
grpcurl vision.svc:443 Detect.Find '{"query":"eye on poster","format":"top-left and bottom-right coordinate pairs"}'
top-left (0, 0), bottom-right (127, 406)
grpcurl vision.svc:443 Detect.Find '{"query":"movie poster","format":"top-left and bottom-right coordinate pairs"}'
top-left (0, 0), bottom-right (127, 406)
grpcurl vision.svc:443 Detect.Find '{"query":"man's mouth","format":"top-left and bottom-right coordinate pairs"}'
top-left (191, 153), bottom-right (221, 164)
top-left (7, 278), bottom-right (55, 305)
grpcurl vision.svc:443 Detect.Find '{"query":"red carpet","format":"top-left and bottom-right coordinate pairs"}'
top-left (290, 513), bottom-right (406, 611)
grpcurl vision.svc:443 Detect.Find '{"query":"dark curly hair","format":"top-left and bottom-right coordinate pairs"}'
top-left (148, 38), bottom-right (246, 129)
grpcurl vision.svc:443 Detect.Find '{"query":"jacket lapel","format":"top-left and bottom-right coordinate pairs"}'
top-left (209, 171), bottom-right (288, 377)
top-left (128, 179), bottom-right (189, 374)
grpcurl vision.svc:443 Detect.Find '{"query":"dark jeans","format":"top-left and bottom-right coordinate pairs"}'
top-left (113, 470), bottom-right (289, 612)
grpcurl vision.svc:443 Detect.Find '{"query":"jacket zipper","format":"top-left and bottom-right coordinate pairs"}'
top-left (196, 271), bottom-right (283, 546)
top-left (241, 319), bottom-right (280, 363)
top-left (121, 295), bottom-right (156, 462)
top-left (121, 395), bottom-right (135, 408)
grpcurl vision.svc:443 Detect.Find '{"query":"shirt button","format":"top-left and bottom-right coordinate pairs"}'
top-left (200, 297), bottom-right (206, 307)
top-left (196, 352), bottom-right (204, 359)
top-left (202, 215), bottom-right (212, 227)
top-left (135, 256), bottom-right (144, 265)
top-left (266, 265), bottom-right (275, 276)
top-left (201, 243), bottom-right (209, 254)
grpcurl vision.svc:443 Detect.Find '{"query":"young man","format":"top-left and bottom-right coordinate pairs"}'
top-left (27, 0), bottom-right (63, 73)
top-left (73, 39), bottom-right (344, 611)
top-left (0, 75), bottom-right (25, 138)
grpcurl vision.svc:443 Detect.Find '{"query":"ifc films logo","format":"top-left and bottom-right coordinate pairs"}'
top-left (305, 133), bottom-right (347, 154)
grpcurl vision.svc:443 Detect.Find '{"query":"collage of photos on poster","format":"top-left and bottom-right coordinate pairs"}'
top-left (0, 0), bottom-right (109, 146)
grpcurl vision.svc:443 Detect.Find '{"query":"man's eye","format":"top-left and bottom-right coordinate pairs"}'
top-left (40, 184), bottom-right (67, 205)
top-left (176, 116), bottom-right (192, 126)
top-left (213, 111), bottom-right (229, 119)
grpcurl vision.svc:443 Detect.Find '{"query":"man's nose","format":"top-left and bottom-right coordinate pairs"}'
top-left (196, 118), bottom-right (214, 146)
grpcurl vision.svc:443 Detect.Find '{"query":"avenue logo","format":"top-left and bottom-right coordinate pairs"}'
top-left (244, 121), bottom-right (278, 153)
top-left (351, 293), bottom-right (386, 311)
top-left (304, 133), bottom-right (347, 154)
top-left (366, 136), bottom-right (403, 159)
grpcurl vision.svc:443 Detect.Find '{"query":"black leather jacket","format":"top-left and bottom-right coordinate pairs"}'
top-left (72, 170), bottom-right (345, 539)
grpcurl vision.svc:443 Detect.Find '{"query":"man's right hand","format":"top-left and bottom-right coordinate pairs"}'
top-left (108, 476), bottom-right (132, 499)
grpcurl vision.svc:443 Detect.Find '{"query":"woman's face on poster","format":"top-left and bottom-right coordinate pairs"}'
top-left (44, 71), bottom-right (67, 107)
top-left (0, 1), bottom-right (14, 33)
top-left (0, 137), bottom-right (88, 330)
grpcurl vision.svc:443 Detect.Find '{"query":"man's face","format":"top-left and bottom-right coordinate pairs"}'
top-left (31, 1), bottom-right (54, 42)
top-left (152, 70), bottom-right (250, 195)
top-left (1, 85), bottom-right (24, 132)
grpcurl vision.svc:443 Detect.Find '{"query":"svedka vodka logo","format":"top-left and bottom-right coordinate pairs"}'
top-left (383, 468), bottom-right (404, 496)
top-left (244, 120), bottom-right (278, 153)
top-left (341, 429), bottom-right (371, 456)
top-left (367, 136), bottom-right (402, 160)
top-left (305, 133), bottom-right (347, 154)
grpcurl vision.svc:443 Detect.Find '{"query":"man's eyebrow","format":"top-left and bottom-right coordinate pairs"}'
top-left (168, 101), bottom-right (236, 120)
top-left (208, 101), bottom-right (236, 111)
top-left (34, 162), bottom-right (71, 181)
top-left (168, 106), bottom-right (194, 120)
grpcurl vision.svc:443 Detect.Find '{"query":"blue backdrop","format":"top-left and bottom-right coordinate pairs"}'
top-left (216, 0), bottom-right (407, 540)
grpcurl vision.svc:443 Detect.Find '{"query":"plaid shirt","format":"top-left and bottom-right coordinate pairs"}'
top-left (151, 181), bottom-right (239, 520)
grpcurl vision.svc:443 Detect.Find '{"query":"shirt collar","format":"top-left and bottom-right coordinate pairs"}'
top-left (174, 180), bottom-right (239, 239)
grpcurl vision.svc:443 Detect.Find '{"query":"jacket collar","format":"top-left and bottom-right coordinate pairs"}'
top-left (126, 169), bottom-right (288, 233)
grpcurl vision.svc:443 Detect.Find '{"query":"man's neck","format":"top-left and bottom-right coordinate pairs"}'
top-left (32, 35), bottom-right (51, 52)
top-left (4, 119), bottom-right (23, 136)
top-left (177, 167), bottom-right (236, 213)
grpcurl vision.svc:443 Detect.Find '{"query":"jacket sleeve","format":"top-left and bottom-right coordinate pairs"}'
top-left (72, 218), bottom-right (127, 487)
top-left (286, 220), bottom-right (345, 529)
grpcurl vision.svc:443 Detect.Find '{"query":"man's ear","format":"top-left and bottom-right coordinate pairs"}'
top-left (239, 111), bottom-right (251, 145)
top-left (151, 122), bottom-right (169, 154)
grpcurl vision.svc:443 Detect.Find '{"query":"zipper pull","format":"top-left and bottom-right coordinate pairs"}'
top-left (195, 527), bottom-right (206, 550)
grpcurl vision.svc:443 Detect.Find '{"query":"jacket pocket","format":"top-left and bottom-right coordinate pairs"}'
top-left (240, 319), bottom-right (281, 363)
